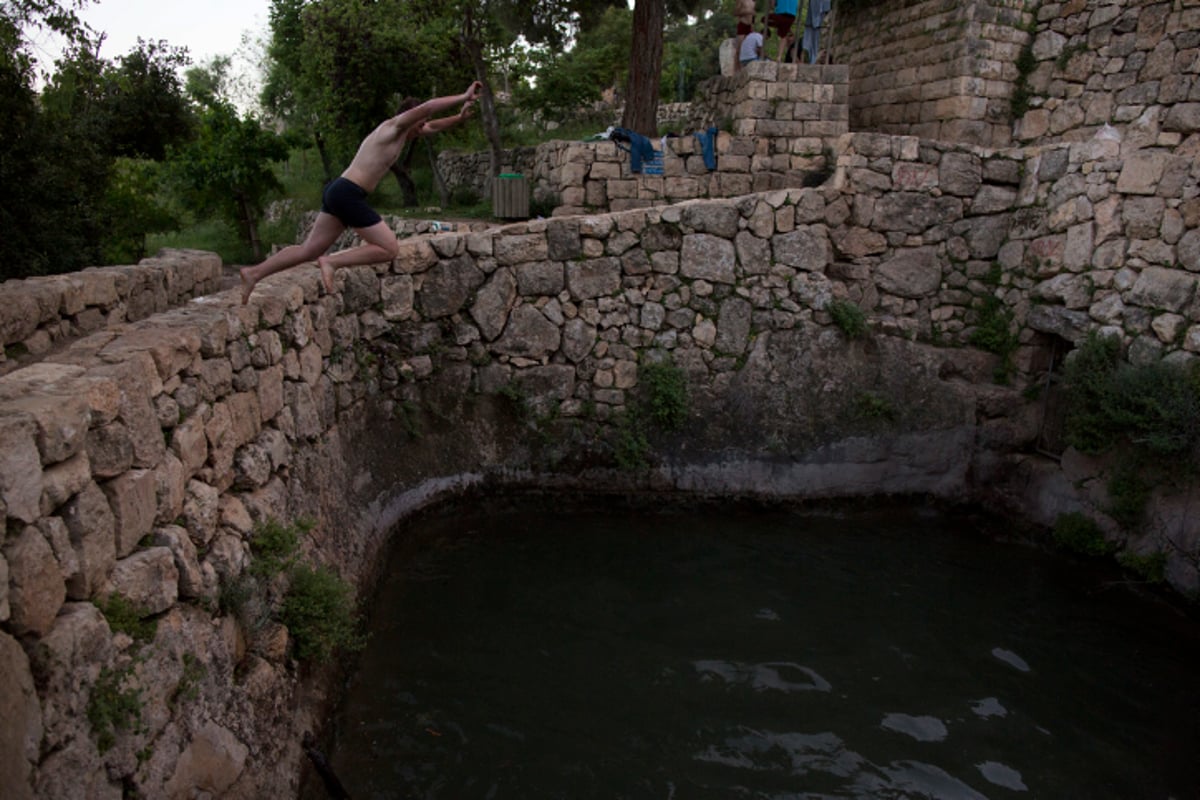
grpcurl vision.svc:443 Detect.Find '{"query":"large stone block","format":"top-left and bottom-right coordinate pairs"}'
top-left (60, 481), bottom-right (116, 599)
top-left (102, 469), bottom-right (157, 558)
top-left (875, 247), bottom-right (944, 299)
top-left (0, 412), bottom-right (43, 523)
top-left (493, 305), bottom-right (562, 359)
top-left (106, 547), bottom-right (178, 615)
top-left (417, 255), bottom-right (487, 319)
top-left (773, 227), bottom-right (831, 273)
top-left (0, 630), bottom-right (40, 800)
top-left (681, 234), bottom-right (737, 283)
top-left (4, 524), bottom-right (66, 636)
top-left (471, 268), bottom-right (517, 342)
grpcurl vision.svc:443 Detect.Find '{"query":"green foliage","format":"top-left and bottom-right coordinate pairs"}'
top-left (170, 97), bottom-right (291, 260)
top-left (248, 517), bottom-right (307, 578)
top-left (170, 653), bottom-right (207, 707)
top-left (968, 295), bottom-right (1019, 383)
top-left (828, 299), bottom-right (868, 340)
top-left (100, 158), bottom-right (181, 263)
top-left (639, 359), bottom-right (689, 431)
top-left (1106, 463), bottom-right (1151, 530)
top-left (613, 410), bottom-right (651, 471)
top-left (855, 391), bottom-right (896, 422)
top-left (96, 595), bottom-right (157, 643)
top-left (88, 664), bottom-right (142, 754)
top-left (1064, 332), bottom-right (1200, 458)
top-left (1009, 12), bottom-right (1039, 119)
top-left (1052, 512), bottom-right (1114, 556)
top-left (280, 564), bottom-right (364, 664)
top-left (1117, 550), bottom-right (1166, 584)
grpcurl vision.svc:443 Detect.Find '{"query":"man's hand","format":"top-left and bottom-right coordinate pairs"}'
top-left (460, 99), bottom-right (475, 120)
top-left (465, 81), bottom-right (482, 101)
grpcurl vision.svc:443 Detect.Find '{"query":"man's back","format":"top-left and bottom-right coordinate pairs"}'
top-left (343, 116), bottom-right (421, 192)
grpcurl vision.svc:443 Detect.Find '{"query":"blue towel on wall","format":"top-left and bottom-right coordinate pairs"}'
top-left (611, 127), bottom-right (657, 173)
top-left (693, 126), bottom-right (718, 171)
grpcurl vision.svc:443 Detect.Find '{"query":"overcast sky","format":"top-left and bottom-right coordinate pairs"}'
top-left (23, 0), bottom-right (265, 109)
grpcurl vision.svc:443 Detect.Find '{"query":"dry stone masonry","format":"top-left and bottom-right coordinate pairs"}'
top-left (2, 0), bottom-right (1200, 797)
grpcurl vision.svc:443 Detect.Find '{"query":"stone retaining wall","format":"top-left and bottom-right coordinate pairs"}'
top-left (437, 64), bottom-right (848, 216)
top-left (1013, 0), bottom-right (1200, 146)
top-left (833, 0), bottom-right (1035, 148)
top-left (4, 121), bottom-right (1200, 796)
top-left (0, 250), bottom-right (223, 377)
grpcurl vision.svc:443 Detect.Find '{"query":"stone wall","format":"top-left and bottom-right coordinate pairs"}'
top-left (437, 64), bottom-right (848, 216)
top-left (4, 119), bottom-right (1200, 795)
top-left (0, 250), bottom-right (223, 377)
top-left (833, 0), bottom-right (1035, 147)
top-left (1012, 0), bottom-right (1200, 146)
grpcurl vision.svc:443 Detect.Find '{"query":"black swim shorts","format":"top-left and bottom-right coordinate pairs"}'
top-left (321, 177), bottom-right (383, 228)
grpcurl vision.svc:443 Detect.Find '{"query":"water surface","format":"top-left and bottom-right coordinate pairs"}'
top-left (319, 499), bottom-right (1200, 799)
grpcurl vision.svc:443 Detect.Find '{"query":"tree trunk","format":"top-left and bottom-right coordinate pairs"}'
top-left (622, 0), bottom-right (665, 137)
top-left (314, 129), bottom-right (334, 184)
top-left (425, 139), bottom-right (450, 208)
top-left (389, 160), bottom-right (419, 207)
top-left (461, 6), bottom-right (503, 179)
top-left (237, 192), bottom-right (262, 260)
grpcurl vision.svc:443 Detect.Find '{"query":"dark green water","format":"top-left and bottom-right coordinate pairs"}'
top-left (318, 499), bottom-right (1200, 800)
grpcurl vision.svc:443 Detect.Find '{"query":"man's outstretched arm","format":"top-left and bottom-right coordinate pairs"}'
top-left (392, 82), bottom-right (481, 133)
top-left (416, 99), bottom-right (475, 138)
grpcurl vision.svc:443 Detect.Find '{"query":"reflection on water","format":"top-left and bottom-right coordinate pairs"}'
top-left (315, 499), bottom-right (1200, 800)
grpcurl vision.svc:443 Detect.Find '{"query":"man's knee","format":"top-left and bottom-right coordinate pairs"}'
top-left (379, 236), bottom-right (401, 259)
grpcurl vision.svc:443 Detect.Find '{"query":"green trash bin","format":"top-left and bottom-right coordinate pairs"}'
top-left (492, 173), bottom-right (530, 219)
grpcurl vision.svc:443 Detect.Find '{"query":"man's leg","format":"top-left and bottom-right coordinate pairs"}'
top-left (240, 212), bottom-right (346, 304)
top-left (315, 221), bottom-right (401, 294)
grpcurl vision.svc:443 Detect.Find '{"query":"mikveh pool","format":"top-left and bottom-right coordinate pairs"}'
top-left (313, 497), bottom-right (1200, 799)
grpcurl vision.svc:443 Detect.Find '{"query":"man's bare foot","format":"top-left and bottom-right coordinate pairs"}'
top-left (318, 258), bottom-right (335, 295)
top-left (240, 266), bottom-right (255, 305)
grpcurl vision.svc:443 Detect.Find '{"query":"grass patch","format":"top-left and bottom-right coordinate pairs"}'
top-left (247, 517), bottom-right (310, 579)
top-left (639, 359), bottom-right (689, 432)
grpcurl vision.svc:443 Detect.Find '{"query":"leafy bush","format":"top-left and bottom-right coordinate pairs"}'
top-left (1052, 512), bottom-right (1114, 556)
top-left (828, 299), bottom-right (868, 339)
top-left (281, 564), bottom-right (364, 664)
top-left (614, 411), bottom-right (651, 471)
top-left (248, 517), bottom-right (309, 579)
top-left (1064, 332), bottom-right (1200, 459)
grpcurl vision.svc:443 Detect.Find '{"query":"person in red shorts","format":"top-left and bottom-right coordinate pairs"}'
top-left (767, 0), bottom-right (799, 62)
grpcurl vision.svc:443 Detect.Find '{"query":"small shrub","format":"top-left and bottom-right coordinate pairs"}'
top-left (639, 360), bottom-right (689, 431)
top-left (281, 564), bottom-right (365, 664)
top-left (170, 653), bottom-right (207, 707)
top-left (1052, 512), bottom-right (1114, 556)
top-left (96, 595), bottom-right (156, 643)
top-left (1107, 465), bottom-right (1151, 530)
top-left (88, 665), bottom-right (142, 754)
top-left (828, 299), bottom-right (868, 340)
top-left (613, 412), bottom-right (650, 471)
top-left (968, 295), bottom-right (1018, 383)
top-left (1117, 551), bottom-right (1166, 584)
top-left (528, 192), bottom-right (559, 219)
top-left (855, 391), bottom-right (896, 422)
top-left (248, 518), bottom-right (304, 578)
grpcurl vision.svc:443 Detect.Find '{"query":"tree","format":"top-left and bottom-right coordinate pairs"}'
top-left (103, 39), bottom-right (194, 159)
top-left (622, 0), bottom-right (713, 135)
top-left (171, 89), bottom-right (291, 260)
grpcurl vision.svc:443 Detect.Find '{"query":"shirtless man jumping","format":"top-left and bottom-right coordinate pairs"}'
top-left (240, 81), bottom-right (482, 304)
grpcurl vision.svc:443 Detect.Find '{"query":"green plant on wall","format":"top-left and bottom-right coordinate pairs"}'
top-left (96, 594), bottom-right (157, 643)
top-left (1052, 511), bottom-right (1115, 556)
top-left (639, 359), bottom-right (689, 432)
top-left (280, 564), bottom-right (365, 664)
top-left (828, 299), bottom-right (869, 340)
top-left (88, 664), bottom-right (143, 754)
top-left (968, 295), bottom-right (1019, 383)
